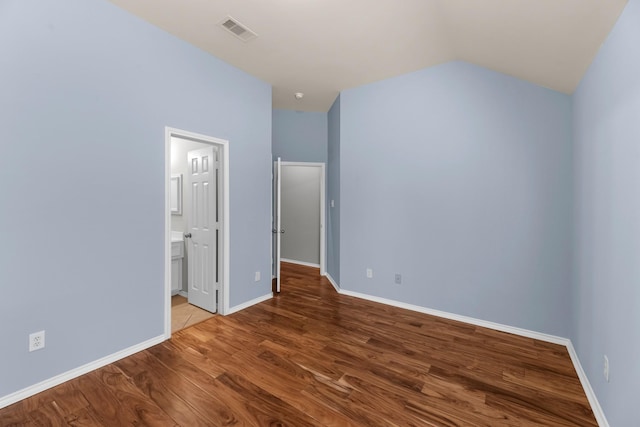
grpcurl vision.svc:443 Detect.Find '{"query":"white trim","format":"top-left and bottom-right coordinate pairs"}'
top-left (338, 289), bottom-right (567, 344)
top-left (221, 138), bottom-right (230, 315)
top-left (325, 273), bottom-right (340, 293)
top-left (279, 161), bottom-right (325, 167)
top-left (227, 293), bottom-right (272, 315)
top-left (0, 335), bottom-right (165, 410)
top-left (319, 164), bottom-right (326, 276)
top-left (281, 258), bottom-right (320, 269)
top-left (164, 130), bottom-right (172, 339)
top-left (165, 127), bottom-right (231, 338)
top-left (566, 342), bottom-right (610, 427)
top-left (178, 290), bottom-right (188, 298)
top-left (338, 288), bottom-right (608, 425)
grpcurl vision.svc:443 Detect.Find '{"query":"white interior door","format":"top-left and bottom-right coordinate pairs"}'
top-left (186, 146), bottom-right (218, 313)
top-left (273, 157), bottom-right (282, 293)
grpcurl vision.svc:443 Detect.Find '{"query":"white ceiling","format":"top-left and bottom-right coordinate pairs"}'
top-left (109, 0), bottom-right (627, 112)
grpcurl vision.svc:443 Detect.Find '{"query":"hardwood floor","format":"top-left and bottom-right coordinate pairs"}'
top-left (1, 262), bottom-right (597, 426)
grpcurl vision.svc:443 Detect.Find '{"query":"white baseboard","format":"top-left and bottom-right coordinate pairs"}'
top-left (566, 341), bottom-right (610, 427)
top-left (325, 273), bottom-right (340, 293)
top-left (0, 291), bottom-right (268, 410)
top-left (1, 286), bottom-right (608, 427)
top-left (226, 293), bottom-right (272, 315)
top-left (177, 290), bottom-right (188, 298)
top-left (338, 289), bottom-right (568, 345)
top-left (338, 289), bottom-right (608, 426)
top-left (281, 258), bottom-right (320, 269)
top-left (0, 334), bottom-right (166, 410)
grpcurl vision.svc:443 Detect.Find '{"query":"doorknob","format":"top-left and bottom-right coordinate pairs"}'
top-left (272, 229), bottom-right (277, 233)
top-left (280, 229), bottom-right (285, 234)
top-left (184, 233), bottom-right (192, 239)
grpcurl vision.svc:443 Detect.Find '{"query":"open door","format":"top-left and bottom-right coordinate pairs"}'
top-left (185, 145), bottom-right (218, 313)
top-left (273, 157), bottom-right (282, 293)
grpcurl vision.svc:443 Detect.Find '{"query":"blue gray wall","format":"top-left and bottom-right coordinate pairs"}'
top-left (272, 109), bottom-right (327, 163)
top-left (0, 0), bottom-right (271, 399)
top-left (572, 0), bottom-right (640, 425)
top-left (2, 0), bottom-right (636, 422)
top-left (339, 61), bottom-right (573, 336)
top-left (327, 96), bottom-right (341, 283)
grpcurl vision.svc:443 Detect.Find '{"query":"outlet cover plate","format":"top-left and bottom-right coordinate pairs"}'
top-left (29, 330), bottom-right (45, 352)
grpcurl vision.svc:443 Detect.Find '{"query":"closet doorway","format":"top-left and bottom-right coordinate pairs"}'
top-left (273, 160), bottom-right (325, 292)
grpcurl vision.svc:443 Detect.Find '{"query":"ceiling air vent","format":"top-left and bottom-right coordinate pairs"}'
top-left (219, 16), bottom-right (257, 42)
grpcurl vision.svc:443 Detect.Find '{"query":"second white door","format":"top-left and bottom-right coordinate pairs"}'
top-left (186, 146), bottom-right (218, 313)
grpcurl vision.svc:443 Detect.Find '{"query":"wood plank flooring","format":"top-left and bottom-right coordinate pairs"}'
top-left (0, 262), bottom-right (597, 426)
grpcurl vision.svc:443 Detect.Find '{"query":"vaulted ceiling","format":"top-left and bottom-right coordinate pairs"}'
top-left (109, 0), bottom-right (627, 112)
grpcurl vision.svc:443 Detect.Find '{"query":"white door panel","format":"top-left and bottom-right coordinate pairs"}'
top-left (186, 146), bottom-right (218, 313)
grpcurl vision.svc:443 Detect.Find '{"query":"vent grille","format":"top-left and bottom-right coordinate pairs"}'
top-left (219, 17), bottom-right (257, 42)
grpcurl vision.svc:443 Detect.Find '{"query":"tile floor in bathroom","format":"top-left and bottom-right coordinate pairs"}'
top-left (171, 295), bottom-right (215, 333)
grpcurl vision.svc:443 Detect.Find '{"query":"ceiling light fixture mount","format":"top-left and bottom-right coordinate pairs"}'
top-left (294, 92), bottom-right (304, 100)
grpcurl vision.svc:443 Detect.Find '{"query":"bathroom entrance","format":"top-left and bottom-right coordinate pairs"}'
top-left (165, 127), bottom-right (230, 336)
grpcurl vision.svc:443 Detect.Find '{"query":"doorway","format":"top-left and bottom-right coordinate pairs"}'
top-left (164, 127), bottom-right (230, 338)
top-left (273, 161), bottom-right (326, 292)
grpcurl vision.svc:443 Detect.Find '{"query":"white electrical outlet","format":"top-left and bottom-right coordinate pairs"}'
top-left (255, 271), bottom-right (261, 282)
top-left (29, 330), bottom-right (45, 352)
top-left (604, 355), bottom-right (610, 382)
top-left (366, 268), bottom-right (373, 279)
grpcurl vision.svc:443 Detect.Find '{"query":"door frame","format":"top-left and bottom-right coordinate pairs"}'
top-left (277, 161), bottom-right (326, 276)
top-left (164, 127), bottom-right (230, 338)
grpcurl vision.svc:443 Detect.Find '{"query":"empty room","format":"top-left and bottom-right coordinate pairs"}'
top-left (1, 0), bottom-right (639, 425)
